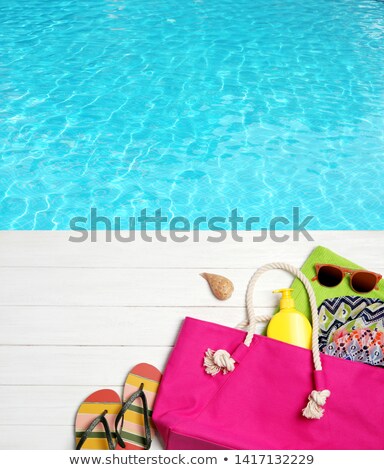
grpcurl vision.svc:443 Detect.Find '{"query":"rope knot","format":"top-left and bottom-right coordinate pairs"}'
top-left (302, 389), bottom-right (331, 419)
top-left (204, 348), bottom-right (235, 376)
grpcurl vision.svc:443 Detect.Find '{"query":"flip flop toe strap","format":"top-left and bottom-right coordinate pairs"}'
top-left (76, 410), bottom-right (115, 450)
top-left (115, 384), bottom-right (152, 450)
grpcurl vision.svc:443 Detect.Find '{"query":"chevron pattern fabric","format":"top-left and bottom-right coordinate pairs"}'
top-left (318, 296), bottom-right (384, 351)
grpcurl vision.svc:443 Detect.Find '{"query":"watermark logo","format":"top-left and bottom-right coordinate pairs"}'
top-left (68, 207), bottom-right (314, 242)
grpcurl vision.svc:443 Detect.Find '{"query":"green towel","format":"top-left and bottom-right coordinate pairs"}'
top-left (290, 245), bottom-right (384, 321)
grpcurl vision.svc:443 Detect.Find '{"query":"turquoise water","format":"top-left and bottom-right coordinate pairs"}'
top-left (1, 0), bottom-right (384, 230)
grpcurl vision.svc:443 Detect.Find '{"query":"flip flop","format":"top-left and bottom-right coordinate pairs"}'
top-left (75, 389), bottom-right (121, 450)
top-left (115, 363), bottom-right (162, 450)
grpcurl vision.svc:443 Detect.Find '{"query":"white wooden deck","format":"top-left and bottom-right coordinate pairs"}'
top-left (0, 231), bottom-right (382, 449)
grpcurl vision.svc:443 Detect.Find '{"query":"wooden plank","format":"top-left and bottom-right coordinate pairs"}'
top-left (0, 425), bottom-right (163, 450)
top-left (0, 385), bottom-right (162, 449)
top-left (3, 262), bottom-right (384, 307)
top-left (0, 385), bottom-right (117, 426)
top-left (0, 306), bottom-right (270, 346)
top-left (0, 231), bottom-right (382, 268)
top-left (0, 346), bottom-right (171, 386)
top-left (0, 231), bottom-right (383, 452)
top-left (0, 386), bottom-right (172, 437)
top-left (0, 375), bottom-right (168, 448)
top-left (0, 267), bottom-right (294, 307)
top-left (0, 425), bottom-right (77, 450)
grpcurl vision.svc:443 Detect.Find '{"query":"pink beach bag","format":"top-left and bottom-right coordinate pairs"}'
top-left (153, 263), bottom-right (384, 450)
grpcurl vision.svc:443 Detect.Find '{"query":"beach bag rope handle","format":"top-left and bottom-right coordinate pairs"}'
top-left (203, 262), bottom-right (330, 420)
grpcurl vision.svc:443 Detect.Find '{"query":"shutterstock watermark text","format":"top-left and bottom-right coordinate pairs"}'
top-left (68, 207), bottom-right (314, 243)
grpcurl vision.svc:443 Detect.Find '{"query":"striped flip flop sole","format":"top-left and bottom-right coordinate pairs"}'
top-left (75, 389), bottom-right (121, 450)
top-left (117, 363), bottom-right (162, 450)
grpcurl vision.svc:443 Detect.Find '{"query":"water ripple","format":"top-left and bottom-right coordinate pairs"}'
top-left (1, 0), bottom-right (384, 229)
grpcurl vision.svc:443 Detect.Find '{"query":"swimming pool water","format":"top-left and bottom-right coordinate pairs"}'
top-left (1, 0), bottom-right (384, 230)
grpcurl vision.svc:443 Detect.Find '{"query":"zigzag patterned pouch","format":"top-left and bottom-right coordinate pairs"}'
top-left (318, 296), bottom-right (384, 353)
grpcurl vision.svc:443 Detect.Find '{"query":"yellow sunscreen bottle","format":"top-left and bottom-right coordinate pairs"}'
top-left (267, 288), bottom-right (312, 349)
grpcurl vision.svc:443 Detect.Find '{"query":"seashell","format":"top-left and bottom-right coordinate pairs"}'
top-left (200, 272), bottom-right (234, 300)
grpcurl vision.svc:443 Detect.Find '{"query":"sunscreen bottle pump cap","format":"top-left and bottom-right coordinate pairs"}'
top-left (273, 288), bottom-right (295, 309)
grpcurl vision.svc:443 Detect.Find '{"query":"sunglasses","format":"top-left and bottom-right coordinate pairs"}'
top-left (312, 264), bottom-right (382, 294)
